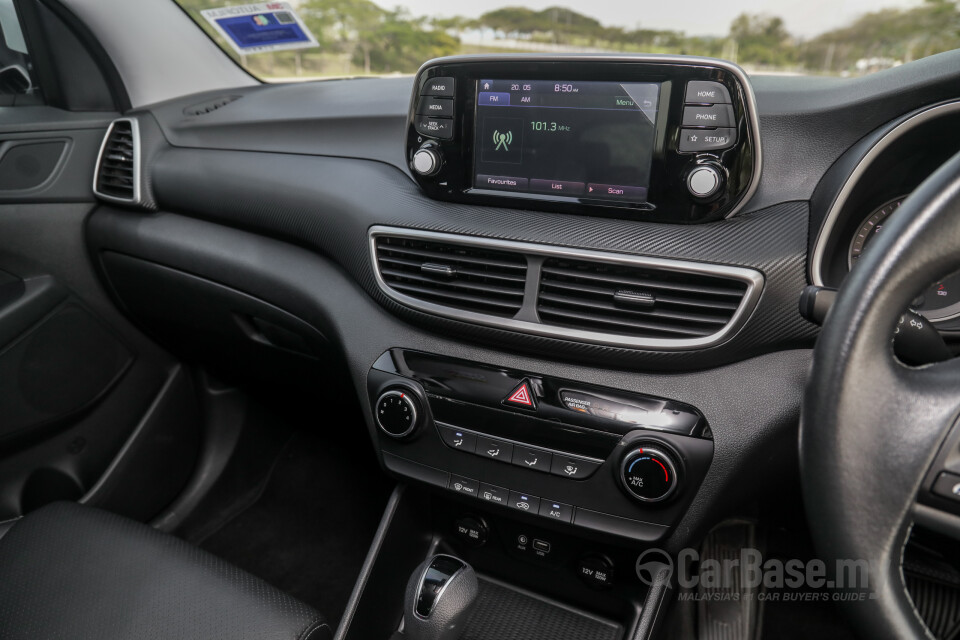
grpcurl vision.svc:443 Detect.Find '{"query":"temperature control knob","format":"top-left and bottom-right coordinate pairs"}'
top-left (412, 147), bottom-right (442, 176)
top-left (620, 445), bottom-right (679, 503)
top-left (686, 164), bottom-right (723, 199)
top-left (375, 388), bottom-right (421, 439)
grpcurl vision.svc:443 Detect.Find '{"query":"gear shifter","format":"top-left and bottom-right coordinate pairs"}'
top-left (402, 554), bottom-right (478, 640)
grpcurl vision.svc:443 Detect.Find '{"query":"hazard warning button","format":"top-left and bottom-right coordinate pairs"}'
top-left (504, 380), bottom-right (536, 409)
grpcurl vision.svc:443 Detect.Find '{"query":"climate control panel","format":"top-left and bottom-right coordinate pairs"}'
top-left (366, 349), bottom-right (714, 542)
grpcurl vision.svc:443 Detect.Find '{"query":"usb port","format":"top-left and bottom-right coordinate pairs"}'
top-left (532, 539), bottom-right (551, 554)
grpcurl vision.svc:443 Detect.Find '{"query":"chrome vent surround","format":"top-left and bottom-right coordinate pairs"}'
top-left (370, 226), bottom-right (764, 350)
top-left (93, 118), bottom-right (140, 204)
top-left (374, 235), bottom-right (527, 317)
top-left (538, 257), bottom-right (749, 341)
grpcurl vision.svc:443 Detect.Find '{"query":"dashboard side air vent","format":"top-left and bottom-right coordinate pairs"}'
top-left (370, 227), bottom-right (764, 350)
top-left (537, 257), bottom-right (751, 341)
top-left (183, 95), bottom-right (241, 116)
top-left (374, 235), bottom-right (527, 318)
top-left (93, 118), bottom-right (140, 204)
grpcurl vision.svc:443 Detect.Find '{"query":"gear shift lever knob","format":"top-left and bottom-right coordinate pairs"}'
top-left (403, 555), bottom-right (478, 640)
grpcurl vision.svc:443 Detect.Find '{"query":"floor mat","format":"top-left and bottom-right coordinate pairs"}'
top-left (197, 430), bottom-right (393, 628)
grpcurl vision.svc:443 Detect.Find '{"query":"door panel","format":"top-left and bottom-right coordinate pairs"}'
top-left (0, 115), bottom-right (198, 522)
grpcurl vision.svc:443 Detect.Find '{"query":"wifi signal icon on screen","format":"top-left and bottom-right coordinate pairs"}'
top-left (493, 129), bottom-right (513, 152)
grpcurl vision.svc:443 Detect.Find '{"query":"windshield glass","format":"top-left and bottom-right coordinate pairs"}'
top-left (174, 0), bottom-right (959, 81)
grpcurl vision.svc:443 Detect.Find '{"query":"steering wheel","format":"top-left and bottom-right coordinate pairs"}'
top-left (801, 151), bottom-right (960, 639)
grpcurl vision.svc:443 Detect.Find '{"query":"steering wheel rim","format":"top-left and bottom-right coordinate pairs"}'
top-left (801, 151), bottom-right (960, 639)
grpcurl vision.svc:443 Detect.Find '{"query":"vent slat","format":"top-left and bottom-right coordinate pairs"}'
top-left (380, 244), bottom-right (526, 271)
top-left (541, 264), bottom-right (745, 298)
top-left (376, 237), bottom-right (527, 318)
top-left (537, 257), bottom-right (747, 340)
top-left (538, 305), bottom-right (715, 338)
top-left (95, 120), bottom-right (137, 202)
top-left (379, 268), bottom-right (525, 297)
top-left (538, 291), bottom-right (730, 325)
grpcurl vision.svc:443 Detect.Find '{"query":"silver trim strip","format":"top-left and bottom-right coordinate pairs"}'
top-left (413, 54), bottom-right (763, 219)
top-left (810, 100), bottom-right (960, 287)
top-left (370, 226), bottom-right (765, 351)
top-left (92, 117), bottom-right (142, 206)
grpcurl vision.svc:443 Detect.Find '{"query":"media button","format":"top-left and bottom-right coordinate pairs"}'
top-left (416, 96), bottom-right (454, 118)
top-left (586, 184), bottom-right (648, 201)
top-left (530, 179), bottom-right (585, 196)
top-left (476, 174), bottom-right (528, 191)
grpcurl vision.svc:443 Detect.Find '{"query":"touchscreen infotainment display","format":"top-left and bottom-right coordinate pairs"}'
top-left (473, 79), bottom-right (660, 203)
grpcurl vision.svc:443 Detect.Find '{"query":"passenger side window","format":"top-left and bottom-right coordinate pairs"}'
top-left (0, 0), bottom-right (37, 102)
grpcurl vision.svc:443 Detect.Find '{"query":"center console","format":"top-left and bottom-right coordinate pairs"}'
top-left (368, 349), bottom-right (714, 543)
top-left (406, 55), bottom-right (761, 222)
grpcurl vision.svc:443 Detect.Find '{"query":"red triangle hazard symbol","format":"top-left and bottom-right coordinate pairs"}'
top-left (507, 383), bottom-right (532, 406)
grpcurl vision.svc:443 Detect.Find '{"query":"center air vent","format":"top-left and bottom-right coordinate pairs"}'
top-left (93, 118), bottom-right (139, 204)
top-left (375, 236), bottom-right (527, 317)
top-left (537, 257), bottom-right (749, 340)
top-left (370, 227), bottom-right (764, 350)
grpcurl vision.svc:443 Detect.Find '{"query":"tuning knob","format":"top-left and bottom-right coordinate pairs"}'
top-left (412, 147), bottom-right (442, 176)
top-left (375, 388), bottom-right (421, 439)
top-left (686, 163), bottom-right (724, 199)
top-left (620, 445), bottom-right (679, 503)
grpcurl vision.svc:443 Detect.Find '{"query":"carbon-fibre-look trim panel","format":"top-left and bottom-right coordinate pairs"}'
top-left (150, 149), bottom-right (817, 370)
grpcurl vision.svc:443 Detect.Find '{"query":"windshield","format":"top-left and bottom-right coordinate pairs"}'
top-left (174, 0), bottom-right (959, 81)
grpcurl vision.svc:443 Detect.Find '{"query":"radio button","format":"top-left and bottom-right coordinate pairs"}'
top-left (417, 96), bottom-right (454, 118)
top-left (678, 128), bottom-right (736, 152)
top-left (415, 116), bottom-right (453, 139)
top-left (685, 80), bottom-right (732, 104)
top-left (682, 104), bottom-right (735, 128)
top-left (421, 76), bottom-right (454, 97)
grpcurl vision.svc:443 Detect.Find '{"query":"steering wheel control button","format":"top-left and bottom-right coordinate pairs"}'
top-left (437, 425), bottom-right (477, 453)
top-left (414, 116), bottom-right (453, 139)
top-left (503, 380), bottom-right (536, 409)
top-left (685, 80), bottom-right (732, 104)
top-left (449, 475), bottom-right (479, 498)
top-left (511, 445), bottom-right (552, 473)
top-left (687, 165), bottom-right (723, 199)
top-left (421, 76), bottom-right (454, 97)
top-left (538, 499), bottom-right (574, 523)
top-left (508, 491), bottom-right (540, 514)
top-left (454, 516), bottom-right (488, 547)
top-left (550, 455), bottom-right (602, 480)
top-left (932, 472), bottom-right (960, 502)
top-left (412, 148), bottom-right (442, 176)
top-left (375, 389), bottom-right (420, 439)
top-left (578, 555), bottom-right (615, 589)
top-left (476, 436), bottom-right (513, 462)
top-left (620, 446), bottom-right (679, 503)
top-left (479, 483), bottom-right (509, 505)
top-left (679, 128), bottom-right (736, 152)
top-left (416, 96), bottom-right (454, 118)
top-left (682, 104), bottom-right (735, 128)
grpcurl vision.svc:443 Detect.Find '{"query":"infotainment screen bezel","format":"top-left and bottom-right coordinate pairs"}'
top-left (405, 55), bottom-right (761, 223)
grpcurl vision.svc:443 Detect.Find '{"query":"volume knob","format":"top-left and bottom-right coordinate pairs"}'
top-left (686, 164), bottom-right (723, 199)
top-left (412, 147), bottom-right (442, 176)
